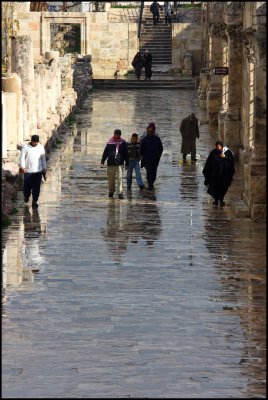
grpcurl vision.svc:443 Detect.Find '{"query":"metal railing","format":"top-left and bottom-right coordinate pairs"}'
top-left (138, 1), bottom-right (144, 39)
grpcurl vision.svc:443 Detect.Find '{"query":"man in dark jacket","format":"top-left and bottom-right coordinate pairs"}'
top-left (101, 129), bottom-right (129, 199)
top-left (150, 1), bottom-right (163, 25)
top-left (140, 122), bottom-right (163, 190)
top-left (180, 113), bottom-right (199, 161)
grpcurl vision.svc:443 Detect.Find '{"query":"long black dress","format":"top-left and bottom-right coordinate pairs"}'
top-left (202, 147), bottom-right (235, 202)
top-left (144, 52), bottom-right (152, 79)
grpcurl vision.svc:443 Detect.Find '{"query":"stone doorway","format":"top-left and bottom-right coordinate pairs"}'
top-left (50, 23), bottom-right (81, 55)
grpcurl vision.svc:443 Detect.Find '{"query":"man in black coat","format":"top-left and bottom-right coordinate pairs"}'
top-left (203, 140), bottom-right (235, 207)
top-left (143, 50), bottom-right (153, 80)
top-left (150, 1), bottom-right (163, 25)
top-left (140, 122), bottom-right (163, 190)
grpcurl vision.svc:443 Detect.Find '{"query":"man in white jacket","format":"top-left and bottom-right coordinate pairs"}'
top-left (19, 134), bottom-right (46, 208)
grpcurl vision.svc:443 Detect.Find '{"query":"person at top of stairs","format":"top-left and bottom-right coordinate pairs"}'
top-left (164, 1), bottom-right (173, 26)
top-left (150, 1), bottom-right (163, 25)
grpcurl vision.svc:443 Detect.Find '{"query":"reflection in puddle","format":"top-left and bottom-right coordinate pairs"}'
top-left (100, 194), bottom-right (162, 263)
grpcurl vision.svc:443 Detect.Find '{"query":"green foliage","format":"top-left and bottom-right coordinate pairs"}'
top-left (111, 4), bottom-right (139, 8)
top-left (178, 3), bottom-right (201, 7)
top-left (2, 214), bottom-right (12, 228)
top-left (10, 207), bottom-right (18, 215)
top-left (68, 115), bottom-right (76, 123)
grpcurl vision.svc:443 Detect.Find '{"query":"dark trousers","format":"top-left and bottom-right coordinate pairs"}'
top-left (165, 15), bottom-right (171, 24)
top-left (23, 172), bottom-right (42, 202)
top-left (145, 65), bottom-right (152, 79)
top-left (144, 159), bottom-right (160, 187)
top-left (153, 12), bottom-right (160, 25)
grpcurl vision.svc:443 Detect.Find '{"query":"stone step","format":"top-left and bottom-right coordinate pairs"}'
top-left (140, 39), bottom-right (171, 44)
top-left (92, 79), bottom-right (195, 90)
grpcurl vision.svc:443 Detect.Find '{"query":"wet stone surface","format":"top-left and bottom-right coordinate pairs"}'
top-left (2, 89), bottom-right (266, 398)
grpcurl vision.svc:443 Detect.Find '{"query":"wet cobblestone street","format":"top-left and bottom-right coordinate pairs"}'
top-left (2, 89), bottom-right (266, 398)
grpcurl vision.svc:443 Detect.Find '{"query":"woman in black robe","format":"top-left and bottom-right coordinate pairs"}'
top-left (143, 50), bottom-right (152, 80)
top-left (203, 141), bottom-right (235, 207)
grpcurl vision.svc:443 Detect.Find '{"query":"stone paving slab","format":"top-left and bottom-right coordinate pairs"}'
top-left (2, 89), bottom-right (266, 398)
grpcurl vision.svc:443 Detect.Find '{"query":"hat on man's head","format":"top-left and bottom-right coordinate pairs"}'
top-left (147, 122), bottom-right (155, 132)
top-left (31, 135), bottom-right (39, 142)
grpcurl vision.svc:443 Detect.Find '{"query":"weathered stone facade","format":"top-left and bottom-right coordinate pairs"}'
top-left (198, 2), bottom-right (266, 220)
top-left (2, 3), bottom-right (266, 223)
top-left (172, 23), bottom-right (204, 75)
top-left (2, 4), bottom-right (93, 222)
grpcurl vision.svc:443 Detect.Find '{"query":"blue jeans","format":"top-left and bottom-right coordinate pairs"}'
top-left (126, 160), bottom-right (144, 188)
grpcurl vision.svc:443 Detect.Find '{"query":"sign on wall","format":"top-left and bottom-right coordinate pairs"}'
top-left (212, 67), bottom-right (229, 75)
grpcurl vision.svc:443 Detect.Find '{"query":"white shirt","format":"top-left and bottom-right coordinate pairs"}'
top-left (19, 143), bottom-right (46, 173)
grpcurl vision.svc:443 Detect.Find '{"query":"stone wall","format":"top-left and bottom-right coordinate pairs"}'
top-left (15, 10), bottom-right (139, 77)
top-left (1, 37), bottom-right (86, 223)
top-left (172, 23), bottom-right (204, 75)
top-left (197, 2), bottom-right (266, 221)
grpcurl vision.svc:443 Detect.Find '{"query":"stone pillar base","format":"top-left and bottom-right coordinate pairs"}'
top-left (243, 157), bottom-right (266, 221)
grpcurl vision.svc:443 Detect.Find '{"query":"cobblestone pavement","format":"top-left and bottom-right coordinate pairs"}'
top-left (2, 89), bottom-right (266, 398)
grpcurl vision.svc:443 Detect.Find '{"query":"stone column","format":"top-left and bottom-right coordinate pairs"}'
top-left (198, 68), bottom-right (210, 110)
top-left (2, 73), bottom-right (23, 145)
top-left (221, 2), bottom-right (243, 154)
top-left (206, 35), bottom-right (223, 126)
top-left (2, 94), bottom-right (8, 159)
top-left (1, 92), bottom-right (18, 158)
top-left (11, 36), bottom-right (36, 141)
top-left (246, 8), bottom-right (266, 220)
top-left (205, 2), bottom-right (225, 127)
top-left (222, 26), bottom-right (243, 154)
top-left (34, 65), bottom-right (46, 128)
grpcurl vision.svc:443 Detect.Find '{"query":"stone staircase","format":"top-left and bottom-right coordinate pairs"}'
top-left (92, 5), bottom-right (195, 90)
top-left (139, 5), bottom-right (172, 65)
top-left (92, 76), bottom-right (195, 90)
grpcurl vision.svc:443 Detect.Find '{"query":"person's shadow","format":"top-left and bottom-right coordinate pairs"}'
top-left (100, 194), bottom-right (163, 263)
top-left (127, 192), bottom-right (162, 247)
top-left (179, 161), bottom-right (199, 203)
top-left (100, 201), bottom-right (129, 264)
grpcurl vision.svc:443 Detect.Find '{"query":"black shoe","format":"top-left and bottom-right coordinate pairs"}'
top-left (139, 185), bottom-right (145, 190)
top-left (148, 186), bottom-right (154, 190)
top-left (118, 194), bottom-right (124, 199)
top-left (212, 200), bottom-right (218, 206)
top-left (108, 192), bottom-right (114, 198)
top-left (191, 158), bottom-right (197, 162)
top-left (32, 202), bottom-right (39, 208)
top-left (220, 201), bottom-right (225, 207)
top-left (127, 187), bottom-right (131, 190)
top-left (24, 197), bottom-right (29, 203)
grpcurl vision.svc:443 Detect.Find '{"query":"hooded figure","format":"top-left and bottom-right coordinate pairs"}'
top-left (131, 51), bottom-right (144, 80)
top-left (140, 122), bottom-right (163, 190)
top-left (202, 140), bottom-right (235, 207)
top-left (180, 113), bottom-right (199, 161)
top-left (143, 50), bottom-right (153, 80)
